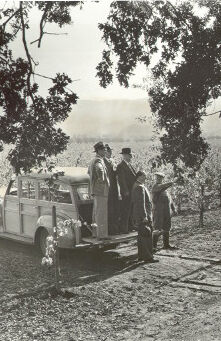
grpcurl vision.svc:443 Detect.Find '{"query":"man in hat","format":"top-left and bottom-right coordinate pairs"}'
top-left (152, 172), bottom-right (177, 250)
top-left (104, 144), bottom-right (120, 235)
top-left (117, 148), bottom-right (137, 233)
top-left (88, 142), bottom-right (110, 239)
top-left (131, 171), bottom-right (159, 263)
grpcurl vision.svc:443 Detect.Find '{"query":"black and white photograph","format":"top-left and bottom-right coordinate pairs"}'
top-left (0, 0), bottom-right (220, 340)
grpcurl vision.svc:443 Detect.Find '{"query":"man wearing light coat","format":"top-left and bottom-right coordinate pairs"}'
top-left (88, 142), bottom-right (110, 239)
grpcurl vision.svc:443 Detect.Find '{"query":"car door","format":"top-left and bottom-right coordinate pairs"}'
top-left (3, 179), bottom-right (20, 234)
top-left (19, 178), bottom-right (38, 238)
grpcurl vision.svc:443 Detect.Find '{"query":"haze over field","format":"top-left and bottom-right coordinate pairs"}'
top-left (62, 98), bottom-right (221, 140)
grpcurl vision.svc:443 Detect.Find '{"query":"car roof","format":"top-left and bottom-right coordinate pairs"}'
top-left (18, 167), bottom-right (89, 185)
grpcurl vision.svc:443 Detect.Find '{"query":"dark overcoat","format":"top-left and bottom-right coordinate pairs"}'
top-left (131, 182), bottom-right (152, 226)
top-left (116, 160), bottom-right (137, 233)
top-left (131, 181), bottom-right (153, 261)
top-left (116, 160), bottom-right (136, 196)
top-left (104, 158), bottom-right (120, 234)
top-left (152, 182), bottom-right (173, 231)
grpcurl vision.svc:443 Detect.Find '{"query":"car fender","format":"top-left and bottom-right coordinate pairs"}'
top-left (36, 214), bottom-right (76, 248)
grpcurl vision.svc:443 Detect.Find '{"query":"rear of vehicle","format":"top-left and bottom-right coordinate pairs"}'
top-left (0, 167), bottom-right (137, 253)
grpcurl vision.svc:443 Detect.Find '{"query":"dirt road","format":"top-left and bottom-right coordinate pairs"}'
top-left (0, 209), bottom-right (220, 341)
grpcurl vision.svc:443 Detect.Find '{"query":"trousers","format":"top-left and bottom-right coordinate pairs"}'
top-left (137, 223), bottom-right (153, 261)
top-left (119, 195), bottom-right (131, 233)
top-left (153, 230), bottom-right (170, 248)
top-left (93, 195), bottom-right (108, 239)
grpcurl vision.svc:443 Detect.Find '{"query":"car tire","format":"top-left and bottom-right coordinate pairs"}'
top-left (39, 228), bottom-right (49, 256)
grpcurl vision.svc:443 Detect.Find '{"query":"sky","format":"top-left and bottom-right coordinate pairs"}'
top-left (10, 1), bottom-right (151, 137)
top-left (5, 1), bottom-right (221, 137)
top-left (16, 1), bottom-right (147, 101)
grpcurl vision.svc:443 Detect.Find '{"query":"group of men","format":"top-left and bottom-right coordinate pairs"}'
top-left (88, 141), bottom-right (177, 263)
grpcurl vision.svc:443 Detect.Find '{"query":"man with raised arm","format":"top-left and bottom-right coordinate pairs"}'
top-left (152, 172), bottom-right (177, 250)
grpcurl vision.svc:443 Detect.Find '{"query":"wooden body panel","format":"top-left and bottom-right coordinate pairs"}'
top-left (0, 170), bottom-right (137, 249)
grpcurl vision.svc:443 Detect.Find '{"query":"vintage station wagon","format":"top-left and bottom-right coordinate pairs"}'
top-left (0, 167), bottom-right (137, 254)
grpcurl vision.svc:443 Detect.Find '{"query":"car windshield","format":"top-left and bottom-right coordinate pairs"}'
top-left (8, 180), bottom-right (18, 196)
top-left (76, 185), bottom-right (90, 201)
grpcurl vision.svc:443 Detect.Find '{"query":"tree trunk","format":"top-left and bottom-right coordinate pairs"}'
top-left (177, 194), bottom-right (182, 214)
top-left (219, 182), bottom-right (221, 208)
top-left (199, 185), bottom-right (205, 228)
top-left (52, 205), bottom-right (60, 291)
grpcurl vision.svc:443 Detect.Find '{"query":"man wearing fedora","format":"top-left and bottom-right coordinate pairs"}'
top-left (117, 148), bottom-right (137, 233)
top-left (131, 171), bottom-right (159, 263)
top-left (152, 172), bottom-right (177, 250)
top-left (104, 144), bottom-right (120, 235)
top-left (88, 142), bottom-right (110, 239)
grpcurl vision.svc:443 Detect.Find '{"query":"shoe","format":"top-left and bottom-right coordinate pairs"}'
top-left (143, 258), bottom-right (159, 263)
top-left (163, 245), bottom-right (177, 250)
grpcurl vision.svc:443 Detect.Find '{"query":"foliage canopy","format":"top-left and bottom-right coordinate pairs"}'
top-left (0, 1), bottom-right (82, 173)
top-left (96, 0), bottom-right (221, 169)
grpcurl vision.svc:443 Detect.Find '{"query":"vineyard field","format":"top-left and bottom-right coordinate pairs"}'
top-left (0, 139), bottom-right (220, 219)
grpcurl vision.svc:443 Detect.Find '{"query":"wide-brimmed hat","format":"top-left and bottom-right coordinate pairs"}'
top-left (155, 172), bottom-right (165, 178)
top-left (120, 148), bottom-right (133, 155)
top-left (105, 144), bottom-right (113, 151)
top-left (136, 170), bottom-right (147, 179)
top-left (93, 141), bottom-right (106, 152)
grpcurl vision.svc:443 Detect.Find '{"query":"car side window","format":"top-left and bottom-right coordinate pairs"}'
top-left (21, 181), bottom-right (36, 199)
top-left (51, 183), bottom-right (72, 204)
top-left (39, 182), bottom-right (50, 201)
top-left (39, 182), bottom-right (72, 204)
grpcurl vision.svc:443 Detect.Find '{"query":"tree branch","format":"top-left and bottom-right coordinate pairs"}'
top-left (0, 56), bottom-right (7, 63)
top-left (30, 32), bottom-right (68, 45)
top-left (38, 4), bottom-right (50, 48)
top-left (33, 72), bottom-right (80, 84)
top-left (203, 110), bottom-right (221, 117)
top-left (20, 2), bottom-right (35, 105)
top-left (167, 1), bottom-right (192, 30)
top-left (33, 72), bottom-right (54, 81)
top-left (1, 9), bottom-right (20, 32)
top-left (44, 32), bottom-right (68, 36)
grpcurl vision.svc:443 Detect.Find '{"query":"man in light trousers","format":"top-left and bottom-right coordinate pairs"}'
top-left (88, 142), bottom-right (110, 239)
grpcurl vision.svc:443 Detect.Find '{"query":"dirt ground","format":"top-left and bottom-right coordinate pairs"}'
top-left (0, 209), bottom-right (220, 341)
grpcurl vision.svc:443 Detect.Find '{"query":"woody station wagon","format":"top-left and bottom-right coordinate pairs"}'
top-left (0, 167), bottom-right (136, 254)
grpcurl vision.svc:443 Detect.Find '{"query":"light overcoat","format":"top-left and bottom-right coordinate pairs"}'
top-left (88, 155), bottom-right (109, 197)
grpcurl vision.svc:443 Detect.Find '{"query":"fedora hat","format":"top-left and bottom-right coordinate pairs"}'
top-left (155, 172), bottom-right (165, 178)
top-left (93, 141), bottom-right (106, 152)
top-left (120, 147), bottom-right (133, 155)
top-left (105, 144), bottom-right (113, 151)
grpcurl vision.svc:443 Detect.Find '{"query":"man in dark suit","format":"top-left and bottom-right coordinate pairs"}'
top-left (104, 144), bottom-right (120, 235)
top-left (152, 172), bottom-right (177, 250)
top-left (117, 148), bottom-right (137, 233)
top-left (131, 171), bottom-right (159, 263)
